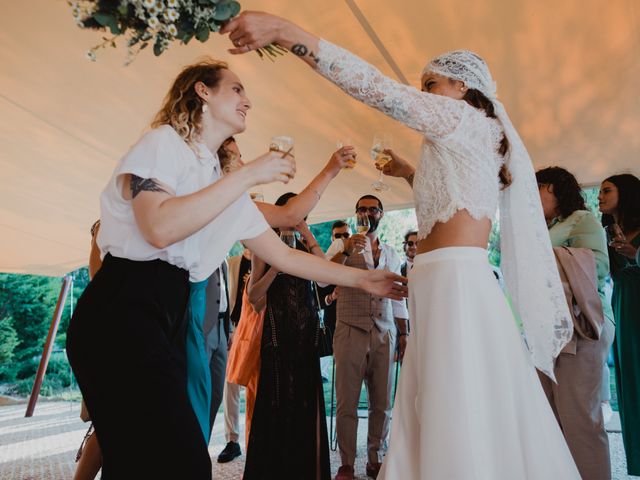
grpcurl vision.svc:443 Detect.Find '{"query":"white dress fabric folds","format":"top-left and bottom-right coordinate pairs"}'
top-left (378, 247), bottom-right (581, 480)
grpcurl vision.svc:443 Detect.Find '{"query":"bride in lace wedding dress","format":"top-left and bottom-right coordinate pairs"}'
top-left (221, 12), bottom-right (582, 480)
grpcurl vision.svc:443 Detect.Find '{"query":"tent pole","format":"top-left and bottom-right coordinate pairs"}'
top-left (25, 275), bottom-right (73, 417)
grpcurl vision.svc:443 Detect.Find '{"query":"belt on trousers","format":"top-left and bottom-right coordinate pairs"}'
top-left (218, 312), bottom-right (226, 319)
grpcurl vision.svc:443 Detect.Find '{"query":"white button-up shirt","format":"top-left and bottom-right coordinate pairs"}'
top-left (98, 125), bottom-right (269, 282)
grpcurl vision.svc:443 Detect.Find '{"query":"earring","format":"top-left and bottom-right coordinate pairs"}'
top-left (202, 103), bottom-right (208, 113)
top-left (460, 87), bottom-right (465, 92)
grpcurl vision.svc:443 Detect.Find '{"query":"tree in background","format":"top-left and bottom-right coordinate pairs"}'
top-left (0, 268), bottom-right (89, 396)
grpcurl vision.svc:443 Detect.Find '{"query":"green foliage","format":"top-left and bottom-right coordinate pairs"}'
top-left (309, 221), bottom-right (335, 252)
top-left (0, 267), bottom-right (89, 396)
top-left (0, 317), bottom-right (19, 381)
top-left (583, 186), bottom-right (602, 220)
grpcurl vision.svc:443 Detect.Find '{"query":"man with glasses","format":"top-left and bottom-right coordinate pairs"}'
top-left (329, 195), bottom-right (409, 480)
top-left (401, 231), bottom-right (418, 277)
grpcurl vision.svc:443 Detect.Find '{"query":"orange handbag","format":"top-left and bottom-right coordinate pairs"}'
top-left (226, 287), bottom-right (265, 386)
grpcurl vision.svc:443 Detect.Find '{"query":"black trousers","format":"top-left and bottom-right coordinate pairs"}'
top-left (67, 254), bottom-right (212, 479)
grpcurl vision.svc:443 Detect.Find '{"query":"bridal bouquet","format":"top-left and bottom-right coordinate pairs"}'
top-left (69, 0), bottom-right (285, 64)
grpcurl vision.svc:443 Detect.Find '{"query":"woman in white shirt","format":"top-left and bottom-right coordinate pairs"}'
top-left (221, 13), bottom-right (581, 480)
top-left (66, 59), bottom-right (405, 480)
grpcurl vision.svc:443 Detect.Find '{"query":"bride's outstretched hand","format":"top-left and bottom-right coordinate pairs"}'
top-left (358, 270), bottom-right (408, 301)
top-left (221, 11), bottom-right (285, 54)
top-left (379, 149), bottom-right (415, 180)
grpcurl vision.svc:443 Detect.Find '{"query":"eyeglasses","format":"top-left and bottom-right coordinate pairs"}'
top-left (356, 206), bottom-right (382, 215)
top-left (333, 232), bottom-right (351, 239)
top-left (404, 241), bottom-right (417, 247)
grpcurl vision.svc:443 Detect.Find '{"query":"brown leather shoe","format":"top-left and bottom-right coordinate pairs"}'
top-left (335, 465), bottom-right (355, 480)
top-left (366, 462), bottom-right (382, 479)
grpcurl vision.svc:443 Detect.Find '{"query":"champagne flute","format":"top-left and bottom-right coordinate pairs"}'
top-left (371, 133), bottom-right (392, 191)
top-left (337, 138), bottom-right (356, 169)
top-left (605, 223), bottom-right (626, 247)
top-left (280, 228), bottom-right (297, 249)
top-left (270, 135), bottom-right (295, 179)
top-left (355, 213), bottom-right (370, 254)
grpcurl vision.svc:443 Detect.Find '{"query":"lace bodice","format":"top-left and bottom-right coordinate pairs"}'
top-left (316, 40), bottom-right (505, 238)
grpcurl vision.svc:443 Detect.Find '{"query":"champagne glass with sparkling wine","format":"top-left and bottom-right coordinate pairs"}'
top-left (355, 213), bottom-right (370, 254)
top-left (270, 135), bottom-right (295, 178)
top-left (371, 133), bottom-right (392, 191)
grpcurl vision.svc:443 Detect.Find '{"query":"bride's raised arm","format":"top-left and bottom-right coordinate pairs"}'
top-left (221, 12), bottom-right (466, 140)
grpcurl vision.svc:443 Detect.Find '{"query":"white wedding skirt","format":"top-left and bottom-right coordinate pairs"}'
top-left (379, 247), bottom-right (581, 480)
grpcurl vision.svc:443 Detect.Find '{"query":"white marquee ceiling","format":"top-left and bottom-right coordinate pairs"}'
top-left (1, 0), bottom-right (638, 276)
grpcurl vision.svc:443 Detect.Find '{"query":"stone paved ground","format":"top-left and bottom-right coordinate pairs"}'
top-left (0, 401), bottom-right (637, 480)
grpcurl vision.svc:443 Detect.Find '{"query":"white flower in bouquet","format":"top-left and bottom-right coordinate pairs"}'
top-left (166, 24), bottom-right (178, 37)
top-left (165, 8), bottom-right (179, 22)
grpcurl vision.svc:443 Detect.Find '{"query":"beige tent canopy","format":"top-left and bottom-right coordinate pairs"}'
top-left (1, 0), bottom-right (638, 276)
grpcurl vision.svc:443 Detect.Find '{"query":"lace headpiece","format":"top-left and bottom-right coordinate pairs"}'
top-left (424, 50), bottom-right (573, 380)
top-left (422, 50), bottom-right (497, 100)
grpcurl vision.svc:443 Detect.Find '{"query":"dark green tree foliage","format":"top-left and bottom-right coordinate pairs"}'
top-left (0, 267), bottom-right (90, 394)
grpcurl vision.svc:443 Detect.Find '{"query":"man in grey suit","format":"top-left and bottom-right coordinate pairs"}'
top-left (202, 263), bottom-right (230, 438)
top-left (331, 195), bottom-right (409, 480)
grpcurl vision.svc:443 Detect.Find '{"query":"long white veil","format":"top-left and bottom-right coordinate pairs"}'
top-left (494, 100), bottom-right (573, 380)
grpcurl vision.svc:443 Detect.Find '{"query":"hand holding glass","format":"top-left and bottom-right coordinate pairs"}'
top-left (354, 214), bottom-right (370, 254)
top-left (337, 138), bottom-right (356, 169)
top-left (371, 133), bottom-right (392, 191)
top-left (605, 224), bottom-right (626, 247)
top-left (270, 135), bottom-right (295, 179)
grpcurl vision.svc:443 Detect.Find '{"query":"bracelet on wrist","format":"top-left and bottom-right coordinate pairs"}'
top-left (342, 249), bottom-right (350, 257)
top-left (398, 332), bottom-right (409, 337)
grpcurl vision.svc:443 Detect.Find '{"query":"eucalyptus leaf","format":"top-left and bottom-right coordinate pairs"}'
top-left (228, 1), bottom-right (241, 17)
top-left (195, 25), bottom-right (210, 42)
top-left (213, 4), bottom-right (231, 21)
top-left (93, 12), bottom-right (115, 27)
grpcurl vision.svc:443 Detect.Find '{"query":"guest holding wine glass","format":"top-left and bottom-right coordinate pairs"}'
top-left (598, 173), bottom-right (640, 476)
top-left (244, 192), bottom-right (331, 480)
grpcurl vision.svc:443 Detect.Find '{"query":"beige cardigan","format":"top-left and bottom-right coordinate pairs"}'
top-left (553, 246), bottom-right (605, 355)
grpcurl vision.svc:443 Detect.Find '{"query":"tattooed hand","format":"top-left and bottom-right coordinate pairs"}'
top-left (220, 11), bottom-right (322, 68)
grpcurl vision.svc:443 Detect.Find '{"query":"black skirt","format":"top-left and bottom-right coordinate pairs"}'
top-left (67, 254), bottom-right (212, 479)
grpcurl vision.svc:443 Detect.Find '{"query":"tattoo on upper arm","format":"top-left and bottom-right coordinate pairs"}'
top-left (130, 175), bottom-right (168, 199)
top-left (291, 44), bottom-right (320, 64)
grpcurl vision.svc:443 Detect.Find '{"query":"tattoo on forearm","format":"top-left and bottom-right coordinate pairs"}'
top-left (291, 44), bottom-right (320, 64)
top-left (130, 175), bottom-right (167, 199)
top-left (291, 44), bottom-right (308, 56)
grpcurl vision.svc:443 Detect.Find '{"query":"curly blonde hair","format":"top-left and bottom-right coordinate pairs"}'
top-left (152, 58), bottom-right (240, 173)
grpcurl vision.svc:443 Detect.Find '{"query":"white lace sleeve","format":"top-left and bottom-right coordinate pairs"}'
top-left (316, 39), bottom-right (467, 140)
